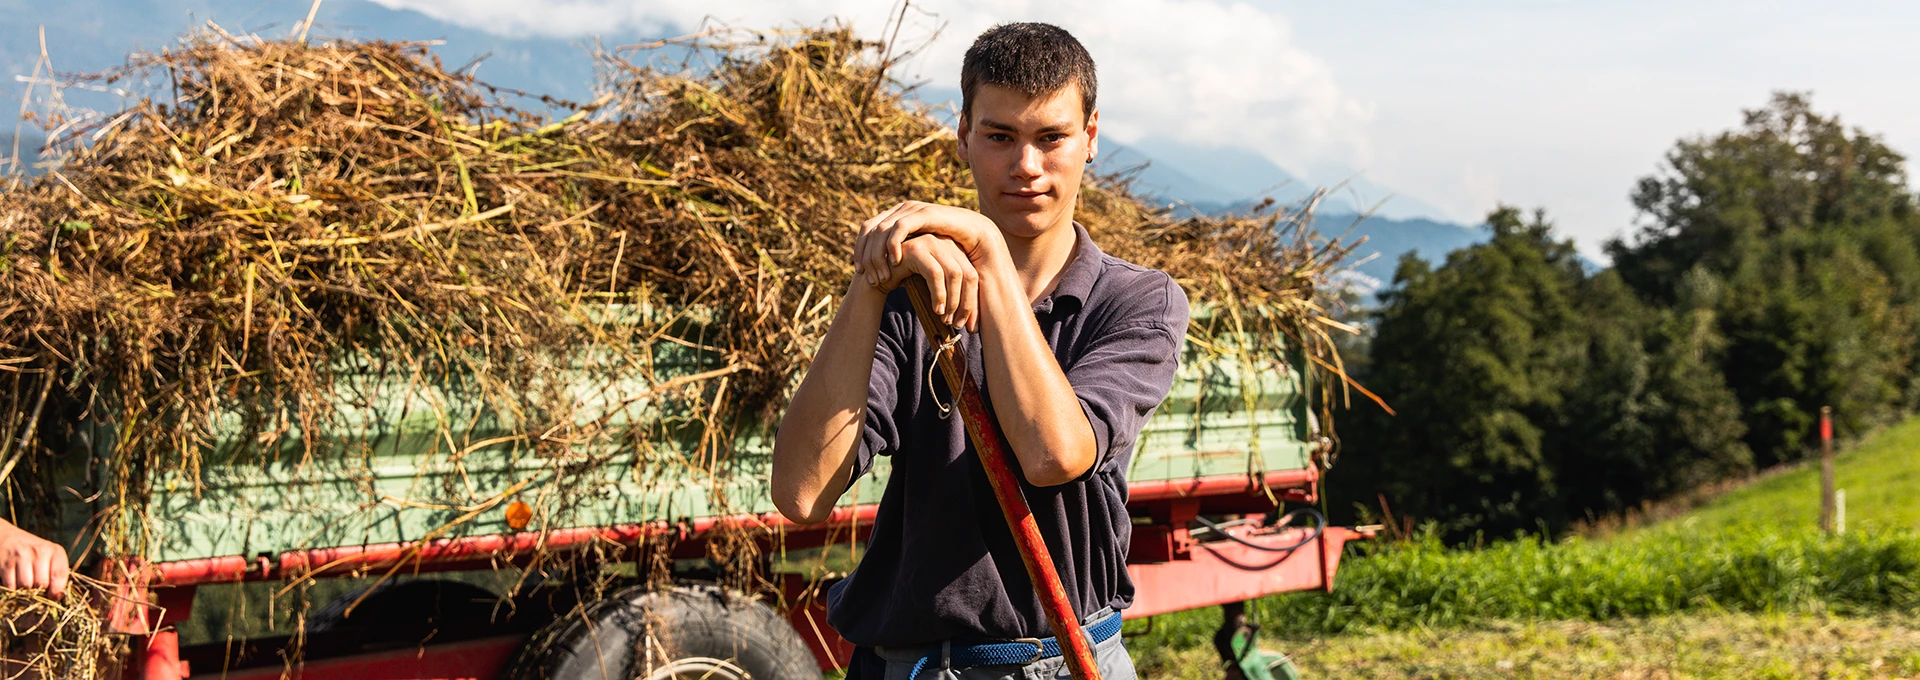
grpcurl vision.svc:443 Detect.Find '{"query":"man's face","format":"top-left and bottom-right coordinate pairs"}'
top-left (957, 83), bottom-right (1100, 241)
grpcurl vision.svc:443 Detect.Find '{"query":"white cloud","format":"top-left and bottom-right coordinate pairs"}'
top-left (365, 0), bottom-right (1373, 178)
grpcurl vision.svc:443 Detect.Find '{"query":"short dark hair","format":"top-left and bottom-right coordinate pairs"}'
top-left (960, 22), bottom-right (1098, 125)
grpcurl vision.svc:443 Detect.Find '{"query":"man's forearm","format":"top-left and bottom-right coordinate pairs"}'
top-left (771, 282), bottom-right (888, 524)
top-left (975, 261), bottom-right (1097, 487)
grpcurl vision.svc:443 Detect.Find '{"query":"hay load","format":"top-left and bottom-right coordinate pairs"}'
top-left (0, 24), bottom-right (1357, 669)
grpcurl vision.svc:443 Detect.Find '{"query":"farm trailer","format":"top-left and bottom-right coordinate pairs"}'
top-left (52, 322), bottom-right (1371, 680)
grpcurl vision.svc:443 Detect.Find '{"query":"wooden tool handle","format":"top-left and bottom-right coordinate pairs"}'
top-left (901, 276), bottom-right (1103, 680)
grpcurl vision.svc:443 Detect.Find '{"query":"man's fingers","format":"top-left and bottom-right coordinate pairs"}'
top-left (3, 559), bottom-right (21, 590)
top-left (885, 204), bottom-right (924, 267)
top-left (913, 240), bottom-right (975, 331)
top-left (859, 232), bottom-right (877, 287)
top-left (855, 202), bottom-right (910, 282)
top-left (873, 229), bottom-right (899, 289)
top-left (863, 216), bottom-right (897, 288)
top-left (942, 249), bottom-right (967, 328)
top-left (872, 206), bottom-right (918, 285)
top-left (958, 262), bottom-right (980, 333)
top-left (854, 218), bottom-right (876, 277)
top-left (927, 242), bottom-right (967, 329)
top-left (856, 207), bottom-right (890, 282)
top-left (46, 547), bottom-right (67, 600)
top-left (855, 202), bottom-right (999, 291)
top-left (919, 248), bottom-right (948, 316)
top-left (870, 234), bottom-right (893, 289)
top-left (29, 548), bottom-right (49, 592)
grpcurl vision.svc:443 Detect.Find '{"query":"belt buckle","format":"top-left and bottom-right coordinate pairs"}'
top-left (1010, 637), bottom-right (1046, 664)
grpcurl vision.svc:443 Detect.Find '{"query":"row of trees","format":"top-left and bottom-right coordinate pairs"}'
top-left (1330, 94), bottom-right (1920, 539)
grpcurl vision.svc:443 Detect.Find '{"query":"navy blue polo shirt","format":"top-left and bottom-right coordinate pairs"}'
top-left (825, 223), bottom-right (1189, 646)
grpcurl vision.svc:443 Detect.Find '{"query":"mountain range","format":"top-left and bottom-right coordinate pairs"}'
top-left (1, 0), bottom-right (1491, 295)
top-left (1094, 141), bottom-right (1491, 293)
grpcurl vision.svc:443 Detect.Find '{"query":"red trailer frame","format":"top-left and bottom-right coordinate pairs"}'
top-left (102, 467), bottom-right (1369, 680)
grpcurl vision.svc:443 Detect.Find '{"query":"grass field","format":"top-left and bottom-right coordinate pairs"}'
top-left (1134, 613), bottom-right (1920, 679)
top-left (1631, 417), bottom-right (1920, 536)
top-left (1122, 416), bottom-right (1920, 678)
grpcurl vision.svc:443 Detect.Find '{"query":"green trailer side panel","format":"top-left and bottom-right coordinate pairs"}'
top-left (60, 332), bottom-right (1314, 563)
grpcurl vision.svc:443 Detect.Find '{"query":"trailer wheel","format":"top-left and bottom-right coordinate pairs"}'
top-left (505, 583), bottom-right (816, 680)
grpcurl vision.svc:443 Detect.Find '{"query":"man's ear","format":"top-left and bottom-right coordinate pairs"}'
top-left (1085, 109), bottom-right (1100, 163)
top-left (955, 114), bottom-right (972, 165)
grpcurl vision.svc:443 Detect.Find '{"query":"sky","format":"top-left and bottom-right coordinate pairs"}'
top-left (14, 0), bottom-right (1920, 260)
top-left (1273, 1), bottom-right (1920, 259)
top-left (358, 0), bottom-right (1920, 260)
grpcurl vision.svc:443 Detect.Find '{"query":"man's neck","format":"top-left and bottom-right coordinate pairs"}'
top-left (999, 215), bottom-right (1079, 303)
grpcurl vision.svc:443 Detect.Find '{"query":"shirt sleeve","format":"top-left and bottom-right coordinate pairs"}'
top-left (851, 294), bottom-right (913, 482)
top-left (1069, 274), bottom-right (1190, 475)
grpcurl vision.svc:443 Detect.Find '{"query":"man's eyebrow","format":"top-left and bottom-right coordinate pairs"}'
top-left (977, 118), bottom-right (1077, 134)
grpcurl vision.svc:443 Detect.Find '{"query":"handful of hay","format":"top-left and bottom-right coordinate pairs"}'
top-left (0, 22), bottom-right (1359, 663)
top-left (0, 578), bottom-right (109, 679)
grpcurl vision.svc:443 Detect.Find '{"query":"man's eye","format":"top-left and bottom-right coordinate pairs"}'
top-left (988, 133), bottom-right (1013, 143)
top-left (1043, 134), bottom-right (1068, 144)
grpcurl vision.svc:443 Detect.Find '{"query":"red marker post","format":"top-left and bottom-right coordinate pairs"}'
top-left (1820, 406), bottom-right (1835, 534)
top-left (901, 277), bottom-right (1103, 680)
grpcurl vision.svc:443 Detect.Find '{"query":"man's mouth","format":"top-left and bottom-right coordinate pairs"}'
top-left (1004, 189), bottom-right (1049, 200)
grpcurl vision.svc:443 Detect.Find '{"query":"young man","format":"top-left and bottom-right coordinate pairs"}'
top-left (771, 22), bottom-right (1186, 680)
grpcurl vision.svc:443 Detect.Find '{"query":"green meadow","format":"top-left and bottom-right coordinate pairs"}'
top-left (1126, 418), bottom-right (1920, 678)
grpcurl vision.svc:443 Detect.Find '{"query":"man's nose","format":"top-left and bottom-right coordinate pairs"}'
top-left (1012, 144), bottom-right (1044, 178)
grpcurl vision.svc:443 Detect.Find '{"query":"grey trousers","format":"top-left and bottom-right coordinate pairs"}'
top-left (868, 623), bottom-right (1137, 680)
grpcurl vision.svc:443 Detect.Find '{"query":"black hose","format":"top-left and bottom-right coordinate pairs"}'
top-left (1192, 508), bottom-right (1325, 554)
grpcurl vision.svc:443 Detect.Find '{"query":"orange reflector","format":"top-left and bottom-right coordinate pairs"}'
top-left (505, 500), bottom-right (532, 531)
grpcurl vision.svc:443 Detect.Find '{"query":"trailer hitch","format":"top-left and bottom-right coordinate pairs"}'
top-left (1214, 601), bottom-right (1301, 680)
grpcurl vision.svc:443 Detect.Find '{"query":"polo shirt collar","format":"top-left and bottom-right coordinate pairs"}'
top-left (1034, 222), bottom-right (1102, 315)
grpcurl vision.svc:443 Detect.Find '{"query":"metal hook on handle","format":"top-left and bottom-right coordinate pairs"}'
top-left (928, 333), bottom-right (960, 419)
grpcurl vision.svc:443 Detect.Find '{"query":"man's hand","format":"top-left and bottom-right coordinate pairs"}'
top-left (870, 235), bottom-right (981, 332)
top-left (854, 201), bottom-right (1005, 290)
top-left (0, 520), bottom-right (68, 600)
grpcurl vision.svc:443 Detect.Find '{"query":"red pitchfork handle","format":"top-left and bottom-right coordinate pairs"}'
top-left (901, 276), bottom-right (1103, 680)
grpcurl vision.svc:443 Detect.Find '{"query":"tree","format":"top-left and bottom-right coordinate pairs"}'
top-left (1339, 207), bottom-right (1588, 537)
top-left (1607, 92), bottom-right (1920, 464)
top-left (1335, 93), bottom-right (1918, 540)
top-left (1552, 270), bottom-right (1751, 516)
top-left (1641, 269), bottom-right (1753, 494)
top-left (1336, 209), bottom-right (1753, 540)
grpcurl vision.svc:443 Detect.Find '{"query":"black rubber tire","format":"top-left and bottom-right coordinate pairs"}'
top-left (505, 583), bottom-right (817, 680)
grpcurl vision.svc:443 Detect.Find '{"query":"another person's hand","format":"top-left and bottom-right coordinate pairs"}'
top-left (853, 201), bottom-right (1005, 289)
top-left (871, 234), bottom-right (981, 332)
top-left (0, 520), bottom-right (68, 600)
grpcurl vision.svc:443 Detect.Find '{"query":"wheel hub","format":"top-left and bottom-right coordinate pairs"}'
top-left (641, 656), bottom-right (753, 680)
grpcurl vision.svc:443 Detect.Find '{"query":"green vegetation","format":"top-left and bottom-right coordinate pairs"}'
top-left (1610, 93), bottom-right (1920, 466)
top-left (1641, 416), bottom-right (1920, 536)
top-left (1125, 414), bottom-right (1920, 676)
top-left (1260, 416), bottom-right (1920, 635)
top-left (1261, 528), bottom-right (1919, 634)
top-left (1137, 613), bottom-right (1920, 680)
top-left (1334, 93), bottom-right (1920, 541)
top-left (1123, 515), bottom-right (1920, 649)
top-left (1334, 206), bottom-right (1749, 538)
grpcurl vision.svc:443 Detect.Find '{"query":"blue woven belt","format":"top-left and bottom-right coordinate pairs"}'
top-left (906, 612), bottom-right (1125, 679)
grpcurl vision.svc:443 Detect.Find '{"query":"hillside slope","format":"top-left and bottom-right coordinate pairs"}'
top-left (1634, 416), bottom-right (1920, 537)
